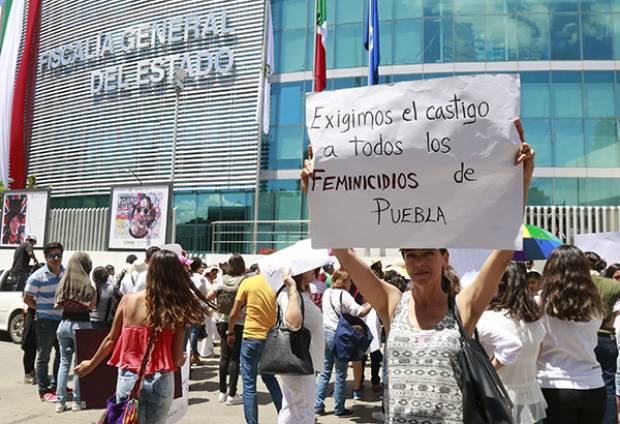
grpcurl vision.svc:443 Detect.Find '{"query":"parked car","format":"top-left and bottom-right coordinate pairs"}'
top-left (0, 270), bottom-right (27, 344)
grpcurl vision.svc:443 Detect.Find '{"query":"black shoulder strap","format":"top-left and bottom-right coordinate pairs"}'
top-left (276, 284), bottom-right (305, 327)
top-left (449, 294), bottom-right (477, 340)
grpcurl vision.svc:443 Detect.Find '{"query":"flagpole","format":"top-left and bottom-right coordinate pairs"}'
top-left (312, 0), bottom-right (317, 92)
top-left (367, 0), bottom-right (372, 86)
top-left (252, 0), bottom-right (270, 254)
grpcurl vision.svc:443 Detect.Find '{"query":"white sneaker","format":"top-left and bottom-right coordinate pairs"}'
top-left (218, 392), bottom-right (227, 403)
top-left (226, 394), bottom-right (243, 405)
top-left (55, 403), bottom-right (68, 413)
top-left (71, 401), bottom-right (82, 411)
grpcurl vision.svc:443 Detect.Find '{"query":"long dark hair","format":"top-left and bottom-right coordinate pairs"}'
top-left (541, 245), bottom-right (604, 322)
top-left (604, 263), bottom-right (620, 279)
top-left (585, 251), bottom-right (607, 273)
top-left (146, 250), bottom-right (215, 332)
top-left (228, 254), bottom-right (246, 277)
top-left (489, 262), bottom-right (542, 322)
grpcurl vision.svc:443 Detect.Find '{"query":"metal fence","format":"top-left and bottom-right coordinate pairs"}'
top-left (46, 206), bottom-right (620, 253)
top-left (48, 208), bottom-right (109, 251)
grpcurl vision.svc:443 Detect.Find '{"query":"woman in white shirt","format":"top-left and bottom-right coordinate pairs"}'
top-left (537, 245), bottom-right (606, 424)
top-left (314, 269), bottom-right (371, 416)
top-left (276, 270), bottom-right (325, 424)
top-left (477, 262), bottom-right (547, 424)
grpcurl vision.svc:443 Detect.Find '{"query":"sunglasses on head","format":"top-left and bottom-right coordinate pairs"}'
top-left (48, 253), bottom-right (63, 260)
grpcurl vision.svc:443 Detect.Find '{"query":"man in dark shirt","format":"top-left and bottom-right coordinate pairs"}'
top-left (7, 236), bottom-right (38, 291)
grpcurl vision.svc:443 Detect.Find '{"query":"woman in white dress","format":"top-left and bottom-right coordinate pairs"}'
top-left (477, 262), bottom-right (547, 424)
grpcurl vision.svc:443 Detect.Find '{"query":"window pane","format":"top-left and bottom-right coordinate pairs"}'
top-left (277, 83), bottom-right (303, 125)
top-left (617, 72), bottom-right (620, 116)
top-left (581, 0), bottom-right (611, 13)
top-left (552, 71), bottom-right (582, 118)
top-left (335, 24), bottom-right (363, 68)
top-left (394, 19), bottom-right (423, 64)
top-left (281, 0), bottom-right (307, 30)
top-left (582, 179), bottom-right (620, 205)
top-left (425, 0), bottom-right (454, 16)
top-left (584, 119), bottom-right (620, 167)
top-left (424, 18), bottom-right (454, 63)
top-left (273, 0), bottom-right (283, 31)
top-left (517, 14), bottom-right (550, 60)
top-left (336, 0), bottom-right (363, 24)
top-left (521, 72), bottom-right (550, 118)
top-left (584, 72), bottom-right (615, 117)
top-left (550, 13), bottom-right (581, 60)
top-left (522, 119), bottom-right (552, 166)
top-left (555, 178), bottom-right (580, 205)
top-left (582, 14), bottom-right (613, 60)
top-left (614, 14), bottom-right (620, 59)
top-left (553, 118), bottom-right (585, 167)
top-left (381, 21), bottom-right (394, 65)
top-left (271, 126), bottom-right (303, 169)
top-left (486, 0), bottom-right (514, 13)
top-left (547, 0), bottom-right (579, 12)
top-left (396, 0), bottom-right (424, 18)
top-left (280, 30), bottom-right (306, 72)
top-left (454, 0), bottom-right (485, 15)
top-left (614, 0), bottom-right (620, 12)
top-left (454, 16), bottom-right (486, 61)
top-left (486, 15), bottom-right (518, 61)
top-left (528, 177), bottom-right (554, 206)
top-left (379, 0), bottom-right (394, 20)
top-left (174, 193), bottom-right (197, 224)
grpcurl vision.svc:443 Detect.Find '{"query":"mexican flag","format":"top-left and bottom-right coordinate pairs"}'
top-left (313, 0), bottom-right (326, 92)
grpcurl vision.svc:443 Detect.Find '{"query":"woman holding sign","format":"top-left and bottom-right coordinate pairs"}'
top-left (301, 119), bottom-right (534, 423)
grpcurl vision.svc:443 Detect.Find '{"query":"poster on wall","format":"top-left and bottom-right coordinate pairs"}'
top-left (0, 190), bottom-right (50, 248)
top-left (108, 184), bottom-right (171, 250)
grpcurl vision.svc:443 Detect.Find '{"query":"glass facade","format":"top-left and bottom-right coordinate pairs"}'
top-left (265, 0), bottom-right (620, 223)
top-left (272, 0), bottom-right (620, 73)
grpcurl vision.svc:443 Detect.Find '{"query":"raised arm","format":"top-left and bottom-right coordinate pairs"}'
top-left (333, 249), bottom-right (401, 329)
top-left (282, 276), bottom-right (302, 331)
top-left (457, 118), bottom-right (534, 335)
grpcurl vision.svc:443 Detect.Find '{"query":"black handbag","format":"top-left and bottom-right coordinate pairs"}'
top-left (449, 295), bottom-right (514, 424)
top-left (258, 286), bottom-right (314, 375)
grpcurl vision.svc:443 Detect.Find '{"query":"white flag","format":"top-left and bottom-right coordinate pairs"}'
top-left (256, 1), bottom-right (274, 134)
top-left (0, 0), bottom-right (25, 186)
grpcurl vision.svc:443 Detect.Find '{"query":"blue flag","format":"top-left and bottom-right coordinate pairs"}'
top-left (364, 0), bottom-right (380, 86)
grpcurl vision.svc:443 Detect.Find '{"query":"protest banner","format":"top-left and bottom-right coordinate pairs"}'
top-left (258, 239), bottom-right (333, 291)
top-left (305, 74), bottom-right (524, 249)
top-left (574, 232), bottom-right (620, 266)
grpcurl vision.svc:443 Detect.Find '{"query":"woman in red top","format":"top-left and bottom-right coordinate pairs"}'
top-left (76, 250), bottom-right (207, 423)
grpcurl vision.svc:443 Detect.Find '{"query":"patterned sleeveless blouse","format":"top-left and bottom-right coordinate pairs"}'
top-left (385, 292), bottom-right (464, 424)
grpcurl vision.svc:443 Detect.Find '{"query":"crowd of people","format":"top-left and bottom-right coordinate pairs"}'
top-left (7, 120), bottom-right (620, 424)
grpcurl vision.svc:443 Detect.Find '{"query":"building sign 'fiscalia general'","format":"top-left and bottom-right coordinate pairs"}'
top-left (39, 11), bottom-right (236, 95)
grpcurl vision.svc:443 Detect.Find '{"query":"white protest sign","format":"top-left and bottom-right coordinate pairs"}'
top-left (306, 74), bottom-right (524, 249)
top-left (574, 232), bottom-right (620, 266)
top-left (258, 239), bottom-right (332, 292)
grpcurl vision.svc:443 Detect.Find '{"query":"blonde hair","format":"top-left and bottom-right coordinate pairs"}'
top-left (331, 269), bottom-right (350, 289)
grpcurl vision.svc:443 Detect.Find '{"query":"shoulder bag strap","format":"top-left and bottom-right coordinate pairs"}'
top-left (448, 294), bottom-right (468, 339)
top-left (128, 329), bottom-right (160, 400)
top-left (328, 290), bottom-right (340, 318)
top-left (339, 290), bottom-right (344, 315)
top-left (275, 284), bottom-right (286, 326)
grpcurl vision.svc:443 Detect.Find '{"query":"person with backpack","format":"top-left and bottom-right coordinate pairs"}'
top-left (91, 266), bottom-right (122, 330)
top-left (207, 254), bottom-right (246, 406)
top-left (315, 268), bottom-right (371, 416)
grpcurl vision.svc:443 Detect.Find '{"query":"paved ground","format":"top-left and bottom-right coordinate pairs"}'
top-left (0, 335), bottom-right (382, 423)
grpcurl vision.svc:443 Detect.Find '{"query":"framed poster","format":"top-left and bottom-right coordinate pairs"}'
top-left (0, 189), bottom-right (50, 248)
top-left (108, 184), bottom-right (171, 250)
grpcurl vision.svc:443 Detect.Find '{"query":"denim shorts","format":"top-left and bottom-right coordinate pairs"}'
top-left (116, 369), bottom-right (174, 424)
